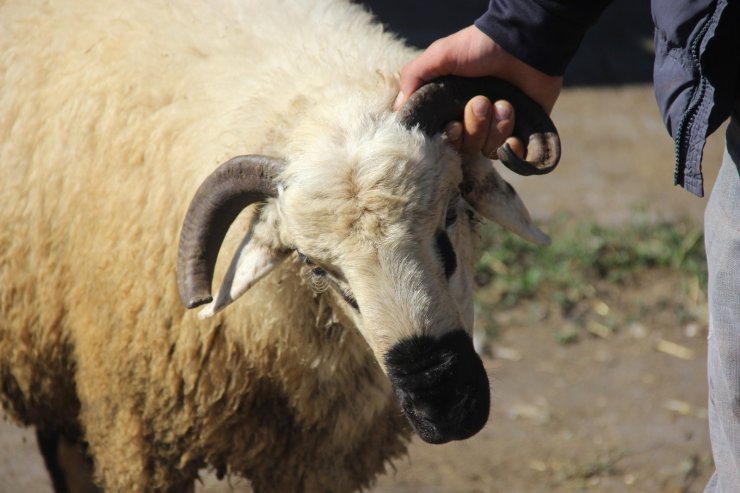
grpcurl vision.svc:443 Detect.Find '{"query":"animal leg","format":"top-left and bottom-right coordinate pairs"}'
top-left (36, 429), bottom-right (101, 493)
top-left (166, 480), bottom-right (195, 493)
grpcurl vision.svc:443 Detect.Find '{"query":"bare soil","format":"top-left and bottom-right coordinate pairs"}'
top-left (0, 83), bottom-right (727, 493)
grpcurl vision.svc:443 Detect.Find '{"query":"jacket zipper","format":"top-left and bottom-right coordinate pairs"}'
top-left (673, 16), bottom-right (712, 187)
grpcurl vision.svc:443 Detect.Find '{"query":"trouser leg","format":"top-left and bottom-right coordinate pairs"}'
top-left (703, 114), bottom-right (740, 492)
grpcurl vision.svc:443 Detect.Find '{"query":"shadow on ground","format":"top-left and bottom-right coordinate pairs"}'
top-left (360, 0), bottom-right (655, 86)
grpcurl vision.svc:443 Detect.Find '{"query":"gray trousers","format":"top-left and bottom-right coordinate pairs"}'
top-left (704, 112), bottom-right (740, 492)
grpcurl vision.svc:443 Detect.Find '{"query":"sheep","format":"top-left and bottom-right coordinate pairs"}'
top-left (0, 0), bottom-right (559, 491)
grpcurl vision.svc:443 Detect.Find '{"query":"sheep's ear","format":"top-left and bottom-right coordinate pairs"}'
top-left (198, 205), bottom-right (288, 319)
top-left (462, 156), bottom-right (550, 246)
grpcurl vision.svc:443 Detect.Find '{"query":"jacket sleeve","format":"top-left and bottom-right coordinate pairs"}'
top-left (475, 0), bottom-right (614, 76)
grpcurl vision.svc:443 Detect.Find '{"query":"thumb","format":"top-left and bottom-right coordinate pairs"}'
top-left (394, 42), bottom-right (454, 110)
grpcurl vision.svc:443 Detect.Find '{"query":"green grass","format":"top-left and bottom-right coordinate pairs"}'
top-left (473, 215), bottom-right (707, 338)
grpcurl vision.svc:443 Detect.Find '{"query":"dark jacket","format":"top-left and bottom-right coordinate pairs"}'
top-left (475, 0), bottom-right (740, 196)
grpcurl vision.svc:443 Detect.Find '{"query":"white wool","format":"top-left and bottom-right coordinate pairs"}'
top-left (0, 0), bottom-right (541, 490)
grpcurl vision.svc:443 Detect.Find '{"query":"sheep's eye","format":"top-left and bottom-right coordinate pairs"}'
top-left (435, 230), bottom-right (457, 279)
top-left (445, 194), bottom-right (460, 228)
top-left (298, 252), bottom-right (326, 277)
top-left (298, 252), bottom-right (357, 310)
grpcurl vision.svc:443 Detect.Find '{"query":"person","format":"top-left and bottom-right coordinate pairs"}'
top-left (393, 1), bottom-right (740, 491)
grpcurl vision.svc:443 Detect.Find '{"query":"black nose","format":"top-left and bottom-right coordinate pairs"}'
top-left (385, 329), bottom-right (490, 444)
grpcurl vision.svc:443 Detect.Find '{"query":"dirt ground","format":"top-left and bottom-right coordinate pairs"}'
top-left (0, 83), bottom-right (727, 493)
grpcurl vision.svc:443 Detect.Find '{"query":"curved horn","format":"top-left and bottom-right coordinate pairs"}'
top-left (398, 76), bottom-right (560, 176)
top-left (177, 155), bottom-right (285, 309)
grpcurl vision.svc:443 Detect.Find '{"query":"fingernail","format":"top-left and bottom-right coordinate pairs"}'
top-left (472, 99), bottom-right (490, 118)
top-left (494, 102), bottom-right (512, 121)
top-left (445, 122), bottom-right (462, 141)
top-left (393, 91), bottom-right (405, 110)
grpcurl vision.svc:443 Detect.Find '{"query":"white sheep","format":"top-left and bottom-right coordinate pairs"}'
top-left (0, 0), bottom-right (558, 491)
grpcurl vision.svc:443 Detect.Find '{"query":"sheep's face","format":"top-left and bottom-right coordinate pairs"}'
top-left (277, 124), bottom-right (488, 443)
top-left (181, 114), bottom-right (548, 444)
top-left (279, 121), bottom-right (476, 353)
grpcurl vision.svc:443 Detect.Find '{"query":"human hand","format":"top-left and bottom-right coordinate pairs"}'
top-left (395, 25), bottom-right (562, 159)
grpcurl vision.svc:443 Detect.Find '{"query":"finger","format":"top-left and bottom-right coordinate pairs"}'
top-left (502, 136), bottom-right (526, 160)
top-left (460, 96), bottom-right (492, 154)
top-left (481, 100), bottom-right (514, 157)
top-left (444, 121), bottom-right (463, 150)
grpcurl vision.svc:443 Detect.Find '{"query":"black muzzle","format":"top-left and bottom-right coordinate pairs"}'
top-left (385, 329), bottom-right (490, 444)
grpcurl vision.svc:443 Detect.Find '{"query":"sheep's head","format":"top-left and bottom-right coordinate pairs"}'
top-left (177, 76), bottom-right (559, 444)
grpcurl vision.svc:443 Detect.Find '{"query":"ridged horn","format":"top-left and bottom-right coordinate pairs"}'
top-left (398, 75), bottom-right (560, 175)
top-left (177, 155), bottom-right (285, 309)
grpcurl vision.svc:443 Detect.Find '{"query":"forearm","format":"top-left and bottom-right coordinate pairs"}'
top-left (475, 0), bottom-right (614, 76)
